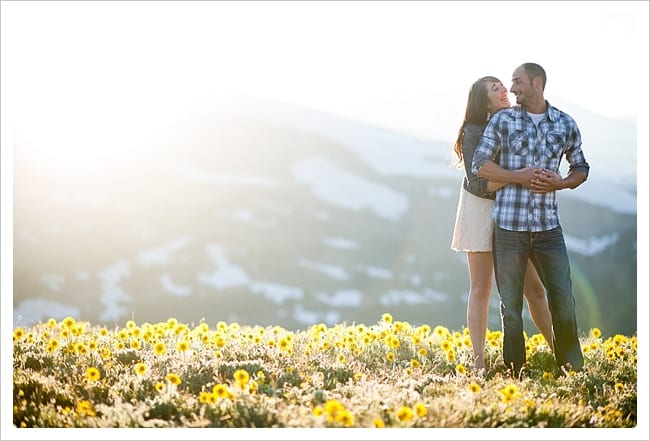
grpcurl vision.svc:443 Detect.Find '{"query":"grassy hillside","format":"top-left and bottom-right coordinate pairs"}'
top-left (12, 314), bottom-right (636, 429)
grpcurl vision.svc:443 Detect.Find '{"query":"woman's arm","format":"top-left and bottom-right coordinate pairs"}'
top-left (462, 124), bottom-right (495, 198)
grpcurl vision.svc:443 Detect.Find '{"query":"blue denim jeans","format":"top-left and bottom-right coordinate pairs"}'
top-left (494, 226), bottom-right (584, 374)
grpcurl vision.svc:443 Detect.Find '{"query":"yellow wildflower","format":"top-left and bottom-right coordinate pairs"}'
top-left (213, 384), bottom-right (229, 399)
top-left (13, 328), bottom-right (25, 341)
top-left (414, 402), bottom-right (428, 417)
top-left (154, 342), bottom-right (166, 356)
top-left (397, 406), bottom-right (414, 422)
top-left (86, 367), bottom-right (100, 382)
top-left (336, 409), bottom-right (355, 427)
top-left (134, 363), bottom-right (148, 376)
top-left (234, 369), bottom-right (250, 386)
top-left (166, 373), bottom-right (182, 385)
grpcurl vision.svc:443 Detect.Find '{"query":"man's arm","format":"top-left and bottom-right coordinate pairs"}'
top-left (533, 113), bottom-right (589, 193)
top-left (476, 161), bottom-right (540, 188)
top-left (485, 180), bottom-right (506, 192)
top-left (471, 113), bottom-right (540, 189)
top-left (530, 168), bottom-right (587, 193)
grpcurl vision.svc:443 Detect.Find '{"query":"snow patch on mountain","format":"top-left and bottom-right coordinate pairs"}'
top-left (291, 156), bottom-right (408, 221)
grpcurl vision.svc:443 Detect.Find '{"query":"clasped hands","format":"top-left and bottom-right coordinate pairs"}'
top-left (517, 167), bottom-right (562, 193)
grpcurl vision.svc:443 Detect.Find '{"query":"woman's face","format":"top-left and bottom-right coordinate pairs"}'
top-left (486, 81), bottom-right (510, 114)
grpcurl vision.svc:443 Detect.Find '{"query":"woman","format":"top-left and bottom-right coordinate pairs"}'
top-left (450, 76), bottom-right (554, 372)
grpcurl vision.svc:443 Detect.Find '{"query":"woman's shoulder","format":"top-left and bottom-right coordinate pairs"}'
top-left (463, 123), bottom-right (484, 137)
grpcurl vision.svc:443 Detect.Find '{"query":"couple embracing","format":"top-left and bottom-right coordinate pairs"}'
top-left (451, 63), bottom-right (588, 377)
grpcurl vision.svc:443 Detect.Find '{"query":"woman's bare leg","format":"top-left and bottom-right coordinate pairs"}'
top-left (466, 251), bottom-right (494, 370)
top-left (523, 259), bottom-right (554, 351)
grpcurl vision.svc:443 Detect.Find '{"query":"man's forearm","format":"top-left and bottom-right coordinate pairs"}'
top-left (485, 181), bottom-right (507, 192)
top-left (477, 161), bottom-right (527, 186)
top-left (559, 170), bottom-right (587, 190)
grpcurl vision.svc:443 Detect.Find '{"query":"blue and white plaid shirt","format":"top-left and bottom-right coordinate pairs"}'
top-left (471, 101), bottom-right (590, 232)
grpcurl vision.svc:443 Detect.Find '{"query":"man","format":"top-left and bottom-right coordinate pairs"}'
top-left (471, 62), bottom-right (589, 375)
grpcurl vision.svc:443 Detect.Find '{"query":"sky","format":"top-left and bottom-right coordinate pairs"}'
top-left (2, 1), bottom-right (647, 142)
top-left (2, 1), bottom-right (647, 175)
top-left (1, 1), bottom-right (649, 438)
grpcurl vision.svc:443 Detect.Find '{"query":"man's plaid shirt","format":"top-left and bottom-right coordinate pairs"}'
top-left (472, 102), bottom-right (590, 232)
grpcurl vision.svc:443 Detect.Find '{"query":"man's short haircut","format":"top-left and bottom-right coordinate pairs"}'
top-left (523, 63), bottom-right (547, 90)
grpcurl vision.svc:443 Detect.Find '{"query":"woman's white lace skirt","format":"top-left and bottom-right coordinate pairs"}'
top-left (450, 185), bottom-right (494, 252)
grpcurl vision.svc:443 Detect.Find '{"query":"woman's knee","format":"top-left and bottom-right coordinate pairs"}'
top-left (523, 286), bottom-right (546, 302)
top-left (469, 286), bottom-right (491, 302)
top-left (523, 273), bottom-right (546, 302)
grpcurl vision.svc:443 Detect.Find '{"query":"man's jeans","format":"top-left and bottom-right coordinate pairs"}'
top-left (494, 226), bottom-right (584, 374)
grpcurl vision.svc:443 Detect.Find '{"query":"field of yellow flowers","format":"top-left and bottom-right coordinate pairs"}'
top-left (12, 313), bottom-right (636, 428)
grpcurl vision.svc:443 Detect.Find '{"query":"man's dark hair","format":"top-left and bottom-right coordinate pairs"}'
top-left (523, 62), bottom-right (547, 90)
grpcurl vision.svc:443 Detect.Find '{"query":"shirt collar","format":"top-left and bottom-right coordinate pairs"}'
top-left (512, 100), bottom-right (559, 122)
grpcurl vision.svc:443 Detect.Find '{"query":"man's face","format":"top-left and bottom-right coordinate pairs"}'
top-left (509, 66), bottom-right (534, 106)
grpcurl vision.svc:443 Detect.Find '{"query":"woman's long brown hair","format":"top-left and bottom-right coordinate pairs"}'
top-left (451, 76), bottom-right (500, 167)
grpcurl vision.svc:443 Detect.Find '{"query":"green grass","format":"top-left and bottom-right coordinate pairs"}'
top-left (12, 314), bottom-right (636, 428)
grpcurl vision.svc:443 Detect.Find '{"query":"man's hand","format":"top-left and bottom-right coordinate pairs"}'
top-left (530, 169), bottom-right (562, 193)
top-left (476, 161), bottom-right (523, 185)
top-left (512, 167), bottom-right (544, 188)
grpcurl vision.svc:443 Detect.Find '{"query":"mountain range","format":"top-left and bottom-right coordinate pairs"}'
top-left (13, 96), bottom-right (637, 338)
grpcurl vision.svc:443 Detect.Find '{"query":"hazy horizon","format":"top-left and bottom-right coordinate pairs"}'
top-left (2, 3), bottom-right (649, 437)
top-left (3, 1), bottom-right (645, 184)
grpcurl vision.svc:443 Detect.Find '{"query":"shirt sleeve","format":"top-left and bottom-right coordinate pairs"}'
top-left (565, 121), bottom-right (590, 180)
top-left (462, 124), bottom-right (494, 198)
top-left (471, 118), bottom-right (500, 176)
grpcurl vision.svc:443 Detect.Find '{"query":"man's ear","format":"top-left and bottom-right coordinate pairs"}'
top-left (533, 76), bottom-right (543, 93)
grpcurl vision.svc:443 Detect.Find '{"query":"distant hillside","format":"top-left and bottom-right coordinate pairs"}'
top-left (549, 95), bottom-right (636, 190)
top-left (13, 97), bottom-right (637, 337)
